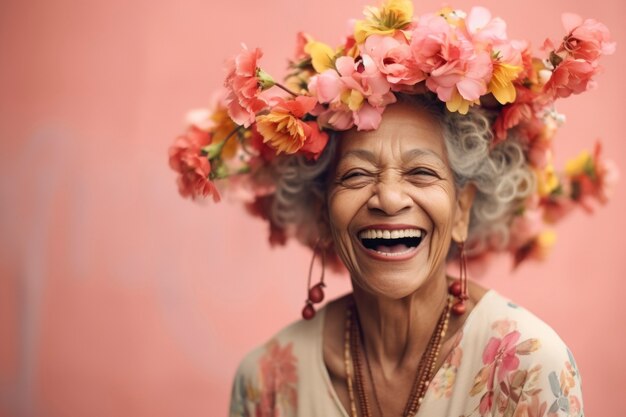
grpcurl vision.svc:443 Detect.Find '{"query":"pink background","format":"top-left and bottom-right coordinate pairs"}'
top-left (1, 0), bottom-right (625, 416)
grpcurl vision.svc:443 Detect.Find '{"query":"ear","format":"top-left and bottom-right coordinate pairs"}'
top-left (451, 183), bottom-right (476, 243)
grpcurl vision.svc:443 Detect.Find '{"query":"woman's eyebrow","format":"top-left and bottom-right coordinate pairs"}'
top-left (340, 148), bottom-right (446, 166)
top-left (340, 149), bottom-right (377, 164)
top-left (402, 148), bottom-right (446, 165)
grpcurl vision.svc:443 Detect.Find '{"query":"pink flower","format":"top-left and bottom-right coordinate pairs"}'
top-left (335, 55), bottom-right (395, 107)
top-left (308, 55), bottom-right (395, 130)
top-left (465, 6), bottom-right (507, 45)
top-left (543, 58), bottom-right (596, 98)
top-left (316, 107), bottom-right (355, 130)
top-left (482, 331), bottom-right (521, 384)
top-left (560, 13), bottom-right (615, 61)
top-left (362, 34), bottom-right (425, 86)
top-left (224, 45), bottom-right (269, 127)
top-left (410, 14), bottom-right (492, 111)
top-left (353, 102), bottom-right (385, 130)
top-left (168, 127), bottom-right (220, 201)
top-left (309, 70), bottom-right (343, 103)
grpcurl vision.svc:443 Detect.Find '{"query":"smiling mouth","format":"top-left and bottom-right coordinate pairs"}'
top-left (358, 228), bottom-right (424, 256)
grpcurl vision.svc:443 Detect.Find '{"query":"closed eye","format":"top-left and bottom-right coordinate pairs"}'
top-left (337, 169), bottom-right (375, 187)
top-left (407, 168), bottom-right (441, 178)
top-left (343, 171), bottom-right (367, 179)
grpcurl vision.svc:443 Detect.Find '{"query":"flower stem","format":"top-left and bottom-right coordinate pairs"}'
top-left (275, 82), bottom-right (299, 97)
top-left (203, 125), bottom-right (244, 159)
top-left (222, 125), bottom-right (243, 144)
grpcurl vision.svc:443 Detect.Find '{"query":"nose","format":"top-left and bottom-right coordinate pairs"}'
top-left (367, 176), bottom-right (413, 216)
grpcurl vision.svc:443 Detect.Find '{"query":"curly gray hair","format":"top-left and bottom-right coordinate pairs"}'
top-left (268, 94), bottom-right (535, 260)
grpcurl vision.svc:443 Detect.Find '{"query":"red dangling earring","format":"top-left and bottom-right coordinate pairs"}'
top-left (301, 245), bottom-right (326, 320)
top-left (449, 241), bottom-right (469, 315)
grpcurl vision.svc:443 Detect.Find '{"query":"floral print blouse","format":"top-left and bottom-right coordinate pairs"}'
top-left (229, 290), bottom-right (583, 417)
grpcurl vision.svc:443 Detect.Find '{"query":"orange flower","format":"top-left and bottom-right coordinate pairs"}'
top-left (209, 106), bottom-right (240, 159)
top-left (256, 96), bottom-right (329, 159)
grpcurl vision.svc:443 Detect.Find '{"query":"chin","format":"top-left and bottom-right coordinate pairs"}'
top-left (352, 267), bottom-right (433, 300)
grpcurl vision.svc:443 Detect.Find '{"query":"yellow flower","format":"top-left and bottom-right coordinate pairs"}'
top-left (354, 0), bottom-right (413, 43)
top-left (534, 230), bottom-right (556, 260)
top-left (210, 107), bottom-right (240, 159)
top-left (285, 69), bottom-right (315, 95)
top-left (489, 61), bottom-right (522, 104)
top-left (305, 40), bottom-right (336, 73)
top-left (446, 90), bottom-right (477, 115)
top-left (437, 6), bottom-right (466, 29)
top-left (341, 89), bottom-right (365, 111)
top-left (256, 111), bottom-right (307, 155)
top-left (565, 150), bottom-right (593, 177)
top-left (535, 163), bottom-right (560, 197)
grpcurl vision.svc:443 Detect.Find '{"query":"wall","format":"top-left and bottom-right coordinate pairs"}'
top-left (1, 0), bottom-right (624, 415)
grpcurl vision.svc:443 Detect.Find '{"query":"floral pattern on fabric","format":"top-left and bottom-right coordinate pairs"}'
top-left (467, 318), bottom-right (543, 417)
top-left (431, 331), bottom-right (464, 399)
top-left (463, 316), bottom-right (583, 417)
top-left (229, 291), bottom-right (584, 417)
top-left (231, 339), bottom-right (298, 417)
top-left (547, 349), bottom-right (583, 417)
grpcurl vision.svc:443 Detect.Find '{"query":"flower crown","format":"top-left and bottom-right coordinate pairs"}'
top-left (168, 0), bottom-right (616, 267)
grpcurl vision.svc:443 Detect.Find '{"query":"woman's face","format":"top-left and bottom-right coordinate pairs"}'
top-left (327, 102), bottom-right (474, 299)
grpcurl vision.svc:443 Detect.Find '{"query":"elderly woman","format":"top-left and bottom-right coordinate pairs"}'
top-left (228, 98), bottom-right (573, 417)
top-left (168, 1), bottom-right (614, 415)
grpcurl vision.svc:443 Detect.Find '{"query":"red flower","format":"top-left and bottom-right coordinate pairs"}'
top-left (543, 58), bottom-right (595, 99)
top-left (492, 87), bottom-right (534, 143)
top-left (168, 127), bottom-right (220, 201)
top-left (299, 121), bottom-right (330, 160)
top-left (224, 45), bottom-right (269, 127)
top-left (248, 125), bottom-right (277, 162)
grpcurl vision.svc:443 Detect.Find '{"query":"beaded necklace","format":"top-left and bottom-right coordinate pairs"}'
top-left (343, 296), bottom-right (452, 417)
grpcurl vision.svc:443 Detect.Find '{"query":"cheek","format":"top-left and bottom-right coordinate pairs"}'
top-left (415, 185), bottom-right (457, 232)
top-left (327, 187), bottom-right (370, 245)
top-left (328, 190), bottom-right (357, 233)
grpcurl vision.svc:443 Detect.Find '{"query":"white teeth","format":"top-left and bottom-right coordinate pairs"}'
top-left (358, 228), bottom-right (423, 240)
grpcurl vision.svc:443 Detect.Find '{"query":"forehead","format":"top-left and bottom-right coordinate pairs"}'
top-left (338, 102), bottom-right (447, 161)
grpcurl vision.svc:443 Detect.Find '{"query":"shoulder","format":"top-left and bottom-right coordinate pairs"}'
top-left (229, 307), bottom-right (326, 416)
top-left (467, 290), bottom-right (575, 359)
top-left (233, 312), bottom-right (321, 377)
top-left (462, 290), bottom-right (584, 417)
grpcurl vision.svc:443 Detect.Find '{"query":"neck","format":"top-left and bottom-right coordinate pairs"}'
top-left (351, 270), bottom-right (449, 377)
